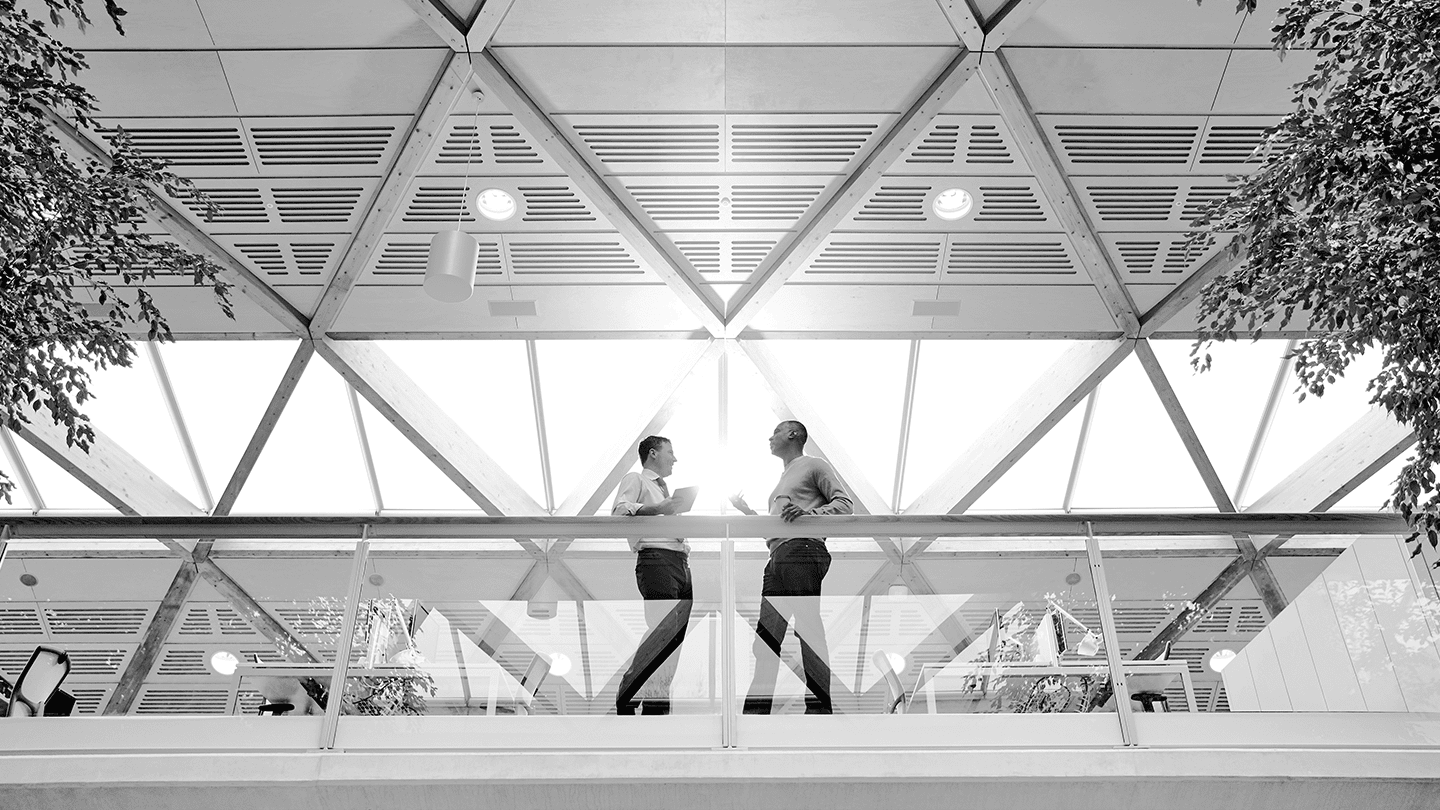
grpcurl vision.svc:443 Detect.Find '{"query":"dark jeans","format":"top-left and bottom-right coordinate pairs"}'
top-left (745, 538), bottom-right (833, 715)
top-left (616, 548), bottom-right (693, 715)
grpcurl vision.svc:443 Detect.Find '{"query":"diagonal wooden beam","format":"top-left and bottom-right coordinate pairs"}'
top-left (103, 559), bottom-right (198, 714)
top-left (212, 341), bottom-right (315, 515)
top-left (556, 340), bottom-right (720, 516)
top-left (398, 0), bottom-right (468, 50)
top-left (42, 109), bottom-right (310, 338)
top-left (465, 0), bottom-right (519, 51)
top-left (1248, 405), bottom-right (1415, 513)
top-left (1136, 405), bottom-right (1415, 657)
top-left (310, 53), bottom-right (472, 334)
top-left (468, 52), bottom-right (726, 336)
top-left (1134, 339), bottom-right (1235, 511)
top-left (316, 339), bottom-right (544, 517)
top-left (906, 339), bottom-right (1134, 516)
top-left (980, 53), bottom-right (1140, 335)
top-left (935, 0), bottom-right (985, 51)
top-left (17, 417), bottom-right (203, 516)
top-left (1139, 243), bottom-right (1244, 338)
top-left (725, 48), bottom-right (983, 334)
top-left (980, 0), bottom-right (1051, 46)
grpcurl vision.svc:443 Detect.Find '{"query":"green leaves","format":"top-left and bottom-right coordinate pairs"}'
top-left (1192, 0), bottom-right (1440, 554)
top-left (0, 0), bottom-right (233, 504)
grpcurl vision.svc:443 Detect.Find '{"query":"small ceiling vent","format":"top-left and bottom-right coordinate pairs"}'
top-left (520, 186), bottom-right (596, 222)
top-left (1111, 605), bottom-right (1177, 634)
top-left (731, 240), bottom-right (777, 276)
top-left (628, 185), bottom-right (722, 221)
top-left (507, 240), bottom-right (640, 274)
top-left (576, 124), bottom-right (721, 164)
top-left (1181, 185), bottom-right (1233, 223)
top-left (292, 242), bottom-right (335, 276)
top-left (250, 126), bottom-right (393, 166)
top-left (215, 607), bottom-right (258, 636)
top-left (946, 241), bottom-right (1075, 275)
top-left (372, 238), bottom-right (502, 278)
top-left (1053, 125), bottom-right (1198, 165)
top-left (854, 185), bottom-right (930, 221)
top-left (135, 688), bottom-right (231, 715)
top-left (975, 186), bottom-right (1046, 222)
top-left (809, 239), bottom-right (942, 274)
top-left (730, 123), bottom-right (876, 164)
top-left (0, 607), bottom-right (44, 635)
top-left (905, 122), bottom-right (1015, 166)
top-left (437, 122), bottom-right (484, 164)
top-left (234, 242), bottom-right (286, 276)
top-left (404, 185), bottom-right (475, 223)
top-left (1086, 185), bottom-right (1179, 221)
top-left (730, 184), bottom-right (823, 221)
top-left (1114, 239), bottom-right (1161, 272)
top-left (100, 125), bottom-right (250, 166)
top-left (1165, 236), bottom-right (1214, 272)
top-left (1236, 604), bottom-right (1267, 632)
top-left (1193, 604), bottom-right (1234, 633)
top-left (1198, 125), bottom-right (1271, 164)
top-left (673, 240), bottom-right (722, 273)
top-left (43, 607), bottom-right (149, 636)
top-left (272, 186), bottom-right (362, 224)
top-left (68, 689), bottom-right (107, 715)
top-left (183, 187), bottom-right (268, 223)
top-left (156, 649), bottom-right (212, 677)
top-left (489, 124), bottom-right (542, 164)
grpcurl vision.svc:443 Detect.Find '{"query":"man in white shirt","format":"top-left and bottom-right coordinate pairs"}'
top-left (730, 420), bottom-right (852, 715)
top-left (612, 435), bottom-right (690, 715)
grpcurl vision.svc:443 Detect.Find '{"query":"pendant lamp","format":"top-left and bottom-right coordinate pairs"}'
top-left (424, 88), bottom-right (483, 303)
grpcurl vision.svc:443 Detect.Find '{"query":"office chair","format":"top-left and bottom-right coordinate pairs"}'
top-left (4, 646), bottom-right (71, 717)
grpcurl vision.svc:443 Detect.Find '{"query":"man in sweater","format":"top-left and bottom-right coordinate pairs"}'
top-left (612, 435), bottom-right (690, 715)
top-left (730, 420), bottom-right (853, 714)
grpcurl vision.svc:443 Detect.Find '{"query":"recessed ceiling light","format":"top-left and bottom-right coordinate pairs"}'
top-left (475, 188), bottom-right (517, 221)
top-left (932, 187), bottom-right (974, 220)
top-left (549, 652), bottom-right (573, 677)
top-left (368, 574), bottom-right (385, 586)
top-left (1208, 648), bottom-right (1237, 672)
top-left (210, 650), bottom-right (239, 676)
top-left (19, 573), bottom-right (37, 587)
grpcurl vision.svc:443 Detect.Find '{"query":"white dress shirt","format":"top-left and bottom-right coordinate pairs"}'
top-left (612, 468), bottom-right (689, 554)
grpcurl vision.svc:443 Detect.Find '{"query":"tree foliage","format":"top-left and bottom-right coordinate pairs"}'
top-left (0, 0), bottom-right (232, 503)
top-left (1191, 0), bottom-right (1440, 548)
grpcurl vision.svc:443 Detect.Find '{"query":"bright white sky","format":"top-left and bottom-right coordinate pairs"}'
top-left (0, 338), bottom-right (1406, 516)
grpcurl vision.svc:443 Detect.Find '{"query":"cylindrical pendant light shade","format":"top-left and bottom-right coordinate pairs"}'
top-left (424, 230), bottom-right (479, 303)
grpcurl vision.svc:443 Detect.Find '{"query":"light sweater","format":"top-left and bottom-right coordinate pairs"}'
top-left (766, 455), bottom-right (853, 551)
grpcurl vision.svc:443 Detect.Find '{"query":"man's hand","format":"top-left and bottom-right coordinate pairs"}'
top-left (779, 502), bottom-right (810, 522)
top-left (636, 497), bottom-right (677, 516)
top-left (729, 493), bottom-right (757, 516)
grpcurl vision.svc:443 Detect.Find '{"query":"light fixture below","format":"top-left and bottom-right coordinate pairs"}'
top-left (424, 230), bottom-right (479, 303)
top-left (475, 187), bottom-right (517, 221)
top-left (209, 650), bottom-right (239, 676)
top-left (548, 652), bottom-right (573, 677)
top-left (1208, 648), bottom-right (1237, 672)
top-left (932, 187), bottom-right (974, 220)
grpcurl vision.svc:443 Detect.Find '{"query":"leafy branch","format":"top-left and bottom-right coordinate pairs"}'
top-left (0, 0), bottom-right (233, 504)
top-left (1190, 0), bottom-right (1440, 550)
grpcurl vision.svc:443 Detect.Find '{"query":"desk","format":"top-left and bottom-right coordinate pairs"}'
top-left (911, 661), bottom-right (1197, 714)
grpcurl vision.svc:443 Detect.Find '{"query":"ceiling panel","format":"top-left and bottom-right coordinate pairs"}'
top-left (219, 49), bottom-right (448, 115)
top-left (841, 176), bottom-right (1058, 232)
top-left (195, 0), bottom-right (441, 48)
top-left (722, 47), bottom-right (953, 112)
top-left (360, 232), bottom-right (656, 288)
top-left (1007, 0), bottom-right (1247, 46)
top-left (889, 115), bottom-right (1031, 176)
top-left (617, 175), bottom-right (842, 231)
top-left (172, 177), bottom-right (381, 234)
top-left (30, 0), bottom-right (213, 49)
top-left (492, 0), bottom-right (725, 45)
top-left (723, 0), bottom-right (958, 44)
top-left (496, 47), bottom-right (725, 112)
top-left (1002, 48), bottom-right (1231, 115)
top-left (1101, 232), bottom-right (1223, 284)
top-left (84, 52), bottom-right (239, 116)
top-left (333, 285), bottom-right (702, 333)
top-left (1073, 176), bottom-right (1238, 232)
top-left (748, 284), bottom-right (1114, 333)
top-left (132, 287), bottom-right (291, 335)
top-left (1211, 50), bottom-right (1318, 114)
top-left (385, 178), bottom-right (612, 233)
top-left (420, 114), bottom-right (562, 175)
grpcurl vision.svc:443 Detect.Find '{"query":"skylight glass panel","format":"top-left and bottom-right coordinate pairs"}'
top-left (725, 349), bottom-right (794, 512)
top-left (537, 340), bottom-right (706, 510)
top-left (159, 340), bottom-right (301, 501)
top-left (1331, 453), bottom-right (1411, 511)
top-left (761, 341), bottom-right (909, 509)
top-left (1069, 354), bottom-right (1216, 510)
top-left (0, 434), bottom-right (33, 512)
top-left (1246, 348), bottom-right (1383, 507)
top-left (378, 341), bottom-right (546, 508)
top-left (965, 404), bottom-right (1084, 512)
top-left (12, 438), bottom-right (115, 511)
top-left (76, 344), bottom-right (199, 506)
top-left (903, 340), bottom-right (1072, 508)
top-left (638, 351), bottom-right (721, 512)
top-left (229, 359), bottom-right (372, 514)
top-left (354, 398), bottom-right (479, 511)
top-left (1151, 338), bottom-right (1288, 498)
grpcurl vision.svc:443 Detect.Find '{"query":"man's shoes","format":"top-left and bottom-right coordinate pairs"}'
top-left (640, 700), bottom-right (671, 715)
top-left (617, 700), bottom-right (638, 716)
top-left (742, 697), bottom-right (771, 715)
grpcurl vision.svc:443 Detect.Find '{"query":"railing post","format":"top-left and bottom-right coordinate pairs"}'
top-left (720, 523), bottom-right (737, 748)
top-left (1085, 521), bottom-right (1137, 746)
top-left (320, 524), bottom-right (372, 750)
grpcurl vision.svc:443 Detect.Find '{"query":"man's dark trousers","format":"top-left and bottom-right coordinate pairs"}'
top-left (616, 548), bottom-right (693, 715)
top-left (744, 538), bottom-right (833, 715)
